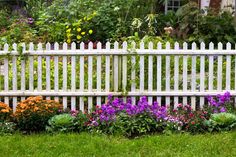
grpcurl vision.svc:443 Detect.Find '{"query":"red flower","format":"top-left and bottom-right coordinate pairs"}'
top-left (191, 121), bottom-right (195, 125)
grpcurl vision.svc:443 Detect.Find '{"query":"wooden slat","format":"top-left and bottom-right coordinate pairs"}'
top-left (21, 43), bottom-right (26, 101)
top-left (140, 42), bottom-right (145, 96)
top-left (148, 42), bottom-right (153, 104)
top-left (122, 41), bottom-right (127, 102)
top-left (54, 42), bottom-right (59, 101)
top-left (113, 42), bottom-right (119, 92)
top-left (4, 44), bottom-right (9, 104)
top-left (182, 42), bottom-right (188, 105)
top-left (62, 42), bottom-right (68, 109)
top-left (226, 43), bottom-right (231, 90)
top-left (174, 42), bottom-right (179, 108)
top-left (191, 43), bottom-right (197, 110)
top-left (131, 42), bottom-right (136, 105)
top-left (71, 42), bottom-right (76, 110)
top-left (29, 43), bottom-right (34, 92)
top-left (46, 43), bottom-right (51, 100)
top-left (217, 42), bottom-right (223, 91)
top-left (156, 42), bottom-right (162, 104)
top-left (208, 42), bottom-right (214, 91)
top-left (12, 43), bottom-right (17, 111)
top-left (200, 42), bottom-right (205, 108)
top-left (37, 43), bottom-right (43, 91)
top-left (165, 42), bottom-right (170, 107)
top-left (105, 42), bottom-right (110, 102)
top-left (96, 42), bottom-right (102, 106)
top-left (79, 42), bottom-right (85, 112)
top-left (88, 42), bottom-right (93, 111)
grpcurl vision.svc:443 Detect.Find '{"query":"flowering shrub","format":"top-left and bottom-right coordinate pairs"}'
top-left (169, 104), bottom-right (209, 134)
top-left (14, 96), bottom-right (62, 132)
top-left (88, 96), bottom-right (167, 136)
top-left (207, 92), bottom-right (233, 114)
top-left (0, 122), bottom-right (16, 135)
top-left (0, 102), bottom-right (12, 122)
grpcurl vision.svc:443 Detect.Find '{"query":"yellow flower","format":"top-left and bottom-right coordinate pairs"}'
top-left (81, 32), bottom-right (86, 35)
top-left (89, 30), bottom-right (93, 34)
top-left (66, 25), bottom-right (69, 28)
top-left (77, 28), bottom-right (82, 32)
top-left (77, 35), bottom-right (82, 40)
top-left (67, 39), bottom-right (71, 43)
top-left (83, 17), bottom-right (87, 21)
top-left (66, 28), bottom-right (71, 33)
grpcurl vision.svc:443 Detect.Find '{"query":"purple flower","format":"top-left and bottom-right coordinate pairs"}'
top-left (220, 107), bottom-right (226, 113)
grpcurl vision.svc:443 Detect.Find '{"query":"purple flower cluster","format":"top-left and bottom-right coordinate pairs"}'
top-left (27, 18), bottom-right (34, 24)
top-left (207, 92), bottom-right (231, 113)
top-left (91, 96), bottom-right (167, 125)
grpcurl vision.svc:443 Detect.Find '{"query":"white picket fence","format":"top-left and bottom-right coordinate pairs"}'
top-left (0, 41), bottom-right (236, 112)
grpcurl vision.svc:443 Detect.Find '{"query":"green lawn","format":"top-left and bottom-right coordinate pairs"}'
top-left (0, 132), bottom-right (236, 157)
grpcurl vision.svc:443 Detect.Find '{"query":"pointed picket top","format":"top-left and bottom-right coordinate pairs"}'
top-left (131, 41), bottom-right (136, 49)
top-left (114, 41), bottom-right (119, 49)
top-left (217, 42), bottom-right (223, 50)
top-left (88, 42), bottom-right (93, 50)
top-left (54, 42), bottom-right (59, 50)
top-left (200, 42), bottom-right (205, 50)
top-left (29, 42), bottom-right (34, 51)
top-left (165, 42), bottom-right (170, 49)
top-left (191, 42), bottom-right (197, 50)
top-left (226, 42), bottom-right (231, 50)
top-left (140, 41), bottom-right (145, 50)
top-left (157, 42), bottom-right (162, 50)
top-left (79, 42), bottom-right (84, 50)
top-left (37, 43), bottom-right (43, 50)
top-left (3, 43), bottom-right (9, 52)
top-left (46, 42), bottom-right (51, 50)
top-left (12, 43), bottom-right (17, 51)
top-left (105, 41), bottom-right (111, 50)
top-left (148, 42), bottom-right (153, 49)
top-left (96, 42), bottom-right (102, 50)
top-left (63, 42), bottom-right (67, 50)
top-left (209, 42), bottom-right (214, 49)
top-left (183, 42), bottom-right (188, 50)
top-left (122, 41), bottom-right (127, 51)
top-left (174, 42), bottom-right (179, 49)
top-left (71, 42), bottom-right (76, 50)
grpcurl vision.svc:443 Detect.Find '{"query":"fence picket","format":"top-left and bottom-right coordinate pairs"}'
top-left (183, 42), bottom-right (188, 105)
top-left (79, 42), bottom-right (85, 112)
top-left (21, 43), bottom-right (26, 101)
top-left (71, 42), bottom-right (76, 110)
top-left (3, 44), bottom-right (9, 105)
top-left (131, 42), bottom-right (136, 105)
top-left (209, 42), bottom-right (214, 91)
top-left (122, 41), bottom-right (128, 102)
top-left (29, 43), bottom-right (34, 92)
top-left (148, 42), bottom-right (153, 104)
top-left (191, 43), bottom-right (197, 110)
top-left (96, 42), bottom-right (102, 106)
top-left (165, 42), bottom-right (170, 107)
top-left (12, 43), bottom-right (17, 111)
top-left (174, 42), bottom-right (179, 108)
top-left (200, 42), bottom-right (205, 108)
top-left (217, 43), bottom-right (223, 91)
top-left (114, 42), bottom-right (119, 93)
top-left (46, 43), bottom-right (51, 100)
top-left (37, 43), bottom-right (43, 92)
top-left (62, 43), bottom-right (68, 109)
top-left (88, 42), bottom-right (93, 111)
top-left (54, 42), bottom-right (59, 101)
top-left (156, 42), bottom-right (162, 104)
top-left (226, 43), bottom-right (231, 90)
top-left (140, 42), bottom-right (145, 101)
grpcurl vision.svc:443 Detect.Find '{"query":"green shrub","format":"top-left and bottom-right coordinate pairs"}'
top-left (0, 122), bottom-right (16, 135)
top-left (14, 96), bottom-right (62, 133)
top-left (46, 114), bottom-right (75, 133)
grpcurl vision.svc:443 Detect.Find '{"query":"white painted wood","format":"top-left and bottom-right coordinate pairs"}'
top-left (12, 43), bottom-right (17, 111)
top-left (200, 42), bottom-right (205, 108)
top-left (46, 43), bottom-right (51, 100)
top-left (131, 41), bottom-right (136, 105)
top-left (29, 43), bottom-right (34, 92)
top-left (37, 43), bottom-right (43, 92)
top-left (105, 42), bottom-right (110, 103)
top-left (165, 42), bottom-right (170, 107)
top-left (235, 44), bottom-right (236, 108)
top-left (71, 42), bottom-right (76, 110)
top-left (122, 41), bottom-right (127, 102)
top-left (140, 42), bottom-right (145, 95)
top-left (208, 42), bottom-right (214, 91)
top-left (62, 42), bottom-right (68, 109)
top-left (183, 42), bottom-right (188, 105)
top-left (20, 43), bottom-right (26, 101)
top-left (54, 42), bottom-right (59, 101)
top-left (113, 42), bottom-right (119, 92)
top-left (96, 42), bottom-right (102, 106)
top-left (79, 42), bottom-right (85, 112)
top-left (148, 42), bottom-right (153, 104)
top-left (174, 42), bottom-right (179, 108)
top-left (156, 42), bottom-right (162, 104)
top-left (191, 43), bottom-right (197, 110)
top-left (226, 43), bottom-right (231, 90)
top-left (217, 43), bottom-right (223, 91)
top-left (3, 45), bottom-right (9, 104)
top-left (88, 42), bottom-right (93, 111)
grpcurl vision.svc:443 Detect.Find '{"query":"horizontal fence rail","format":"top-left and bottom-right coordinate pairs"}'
top-left (0, 41), bottom-right (236, 112)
